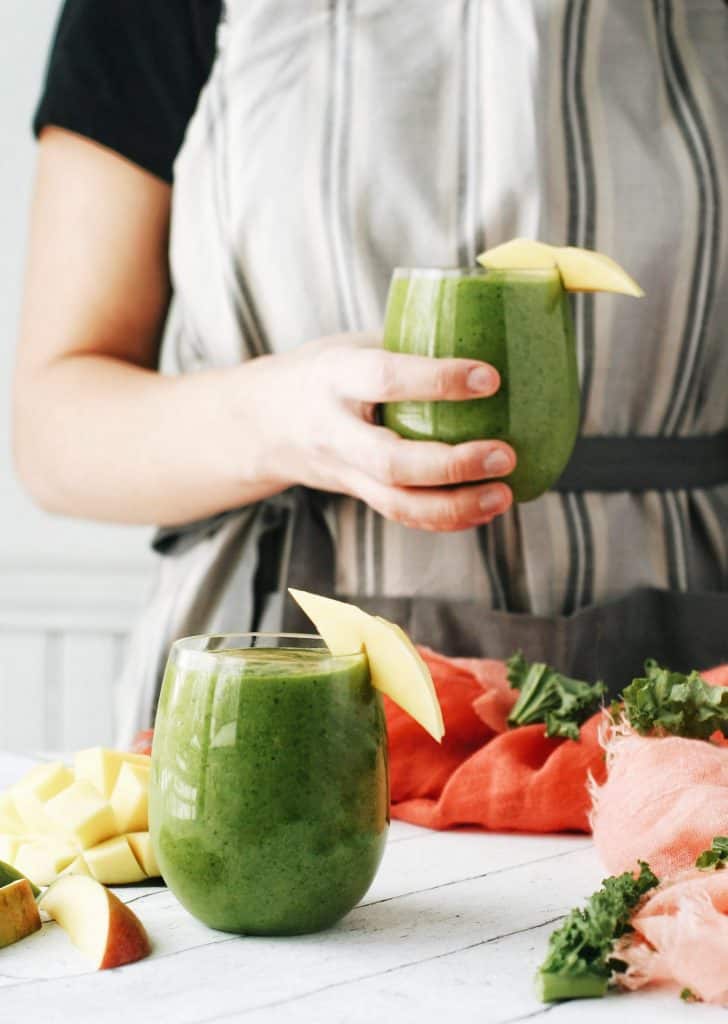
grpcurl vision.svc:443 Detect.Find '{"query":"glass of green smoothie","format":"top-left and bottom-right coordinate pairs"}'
top-left (149, 633), bottom-right (388, 936)
top-left (382, 267), bottom-right (579, 502)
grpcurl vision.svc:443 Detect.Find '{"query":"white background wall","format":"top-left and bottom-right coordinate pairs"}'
top-left (0, 1), bottom-right (155, 751)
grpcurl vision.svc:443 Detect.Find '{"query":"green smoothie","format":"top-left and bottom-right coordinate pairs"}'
top-left (149, 636), bottom-right (388, 936)
top-left (382, 267), bottom-right (580, 502)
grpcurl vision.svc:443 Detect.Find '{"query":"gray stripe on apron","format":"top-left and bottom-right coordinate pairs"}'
top-left (568, 0), bottom-right (596, 422)
top-left (561, 0), bottom-right (597, 616)
top-left (477, 525), bottom-right (507, 611)
top-left (654, 0), bottom-right (719, 436)
top-left (574, 491), bottom-right (594, 606)
top-left (356, 500), bottom-right (367, 595)
top-left (560, 492), bottom-right (582, 616)
top-left (659, 490), bottom-right (687, 592)
top-left (493, 516), bottom-right (514, 610)
top-left (210, 71), bottom-right (270, 358)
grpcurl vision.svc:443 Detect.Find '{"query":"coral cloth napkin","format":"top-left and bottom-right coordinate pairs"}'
top-left (385, 647), bottom-right (607, 833)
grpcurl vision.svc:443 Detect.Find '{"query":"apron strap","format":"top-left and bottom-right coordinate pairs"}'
top-left (553, 431), bottom-right (728, 492)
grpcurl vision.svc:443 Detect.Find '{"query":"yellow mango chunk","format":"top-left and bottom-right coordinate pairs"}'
top-left (44, 781), bottom-right (117, 851)
top-left (0, 835), bottom-right (23, 864)
top-left (0, 879), bottom-right (42, 949)
top-left (84, 836), bottom-right (146, 885)
top-left (0, 793), bottom-right (25, 834)
top-left (14, 839), bottom-right (78, 887)
top-left (74, 748), bottom-right (151, 800)
top-left (14, 761), bottom-right (74, 801)
top-left (11, 762), bottom-right (74, 834)
top-left (289, 589), bottom-right (445, 742)
top-left (126, 832), bottom-right (159, 878)
top-left (110, 763), bottom-right (149, 834)
top-left (11, 791), bottom-right (51, 835)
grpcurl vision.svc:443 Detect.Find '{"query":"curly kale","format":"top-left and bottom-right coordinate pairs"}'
top-left (506, 652), bottom-right (606, 740)
top-left (622, 660), bottom-right (728, 740)
top-left (538, 862), bottom-right (659, 1002)
top-left (696, 836), bottom-right (728, 871)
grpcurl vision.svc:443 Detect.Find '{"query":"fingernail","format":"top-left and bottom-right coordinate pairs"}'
top-left (467, 366), bottom-right (498, 394)
top-left (479, 489), bottom-right (505, 514)
top-left (483, 451), bottom-right (512, 476)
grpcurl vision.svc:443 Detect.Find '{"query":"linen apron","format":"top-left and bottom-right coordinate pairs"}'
top-left (116, 0), bottom-right (728, 745)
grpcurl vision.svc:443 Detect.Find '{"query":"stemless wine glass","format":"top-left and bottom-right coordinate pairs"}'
top-left (382, 266), bottom-right (580, 502)
top-left (149, 634), bottom-right (389, 935)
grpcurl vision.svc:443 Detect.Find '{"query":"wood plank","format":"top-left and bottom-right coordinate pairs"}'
top-left (364, 827), bottom-right (590, 905)
top-left (237, 922), bottom-right (725, 1024)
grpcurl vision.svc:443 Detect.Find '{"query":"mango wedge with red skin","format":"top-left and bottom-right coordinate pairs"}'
top-left (40, 875), bottom-right (150, 970)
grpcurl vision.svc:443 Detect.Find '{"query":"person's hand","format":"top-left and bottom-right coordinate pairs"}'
top-left (241, 333), bottom-right (515, 532)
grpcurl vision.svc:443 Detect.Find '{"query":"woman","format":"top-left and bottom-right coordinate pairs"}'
top-left (14, 0), bottom-right (728, 742)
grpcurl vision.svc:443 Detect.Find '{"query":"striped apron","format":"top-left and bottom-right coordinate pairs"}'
top-left (116, 0), bottom-right (728, 744)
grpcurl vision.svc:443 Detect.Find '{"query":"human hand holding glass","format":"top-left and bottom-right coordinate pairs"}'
top-left (242, 333), bottom-right (516, 532)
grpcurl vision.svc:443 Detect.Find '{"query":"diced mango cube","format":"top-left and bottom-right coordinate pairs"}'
top-left (111, 763), bottom-right (149, 834)
top-left (126, 832), bottom-right (159, 878)
top-left (44, 781), bottom-right (117, 850)
top-left (11, 762), bottom-right (74, 834)
top-left (84, 836), bottom-right (146, 885)
top-left (0, 835), bottom-right (23, 864)
top-left (74, 748), bottom-right (150, 800)
top-left (0, 793), bottom-right (25, 834)
top-left (14, 839), bottom-right (78, 887)
top-left (15, 762), bottom-right (74, 801)
top-left (11, 791), bottom-right (52, 834)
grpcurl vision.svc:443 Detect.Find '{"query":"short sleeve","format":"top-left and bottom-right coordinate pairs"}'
top-left (33, 0), bottom-right (221, 183)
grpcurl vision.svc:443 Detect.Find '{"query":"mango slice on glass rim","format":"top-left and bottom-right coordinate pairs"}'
top-left (476, 238), bottom-right (644, 297)
top-left (288, 589), bottom-right (445, 742)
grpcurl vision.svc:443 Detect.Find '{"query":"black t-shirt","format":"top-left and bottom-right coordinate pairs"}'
top-left (33, 0), bottom-right (222, 183)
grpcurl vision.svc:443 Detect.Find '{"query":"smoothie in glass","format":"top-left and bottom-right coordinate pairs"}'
top-left (149, 634), bottom-right (388, 935)
top-left (382, 267), bottom-right (579, 502)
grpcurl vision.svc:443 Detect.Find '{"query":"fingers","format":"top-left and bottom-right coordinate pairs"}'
top-left (325, 347), bottom-right (500, 403)
top-left (344, 421), bottom-right (517, 488)
top-left (351, 475), bottom-right (513, 532)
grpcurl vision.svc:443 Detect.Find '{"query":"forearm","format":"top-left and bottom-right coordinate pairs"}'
top-left (12, 353), bottom-right (287, 525)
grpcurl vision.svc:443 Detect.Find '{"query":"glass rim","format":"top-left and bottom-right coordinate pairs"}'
top-left (392, 265), bottom-right (560, 279)
top-left (170, 631), bottom-right (365, 663)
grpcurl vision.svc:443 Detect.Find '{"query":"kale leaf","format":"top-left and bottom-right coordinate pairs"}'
top-left (622, 660), bottom-right (728, 740)
top-left (506, 652), bottom-right (606, 740)
top-left (696, 836), bottom-right (728, 871)
top-left (538, 862), bottom-right (659, 1002)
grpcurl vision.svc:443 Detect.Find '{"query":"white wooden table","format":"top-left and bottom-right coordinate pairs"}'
top-left (0, 754), bottom-right (721, 1023)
